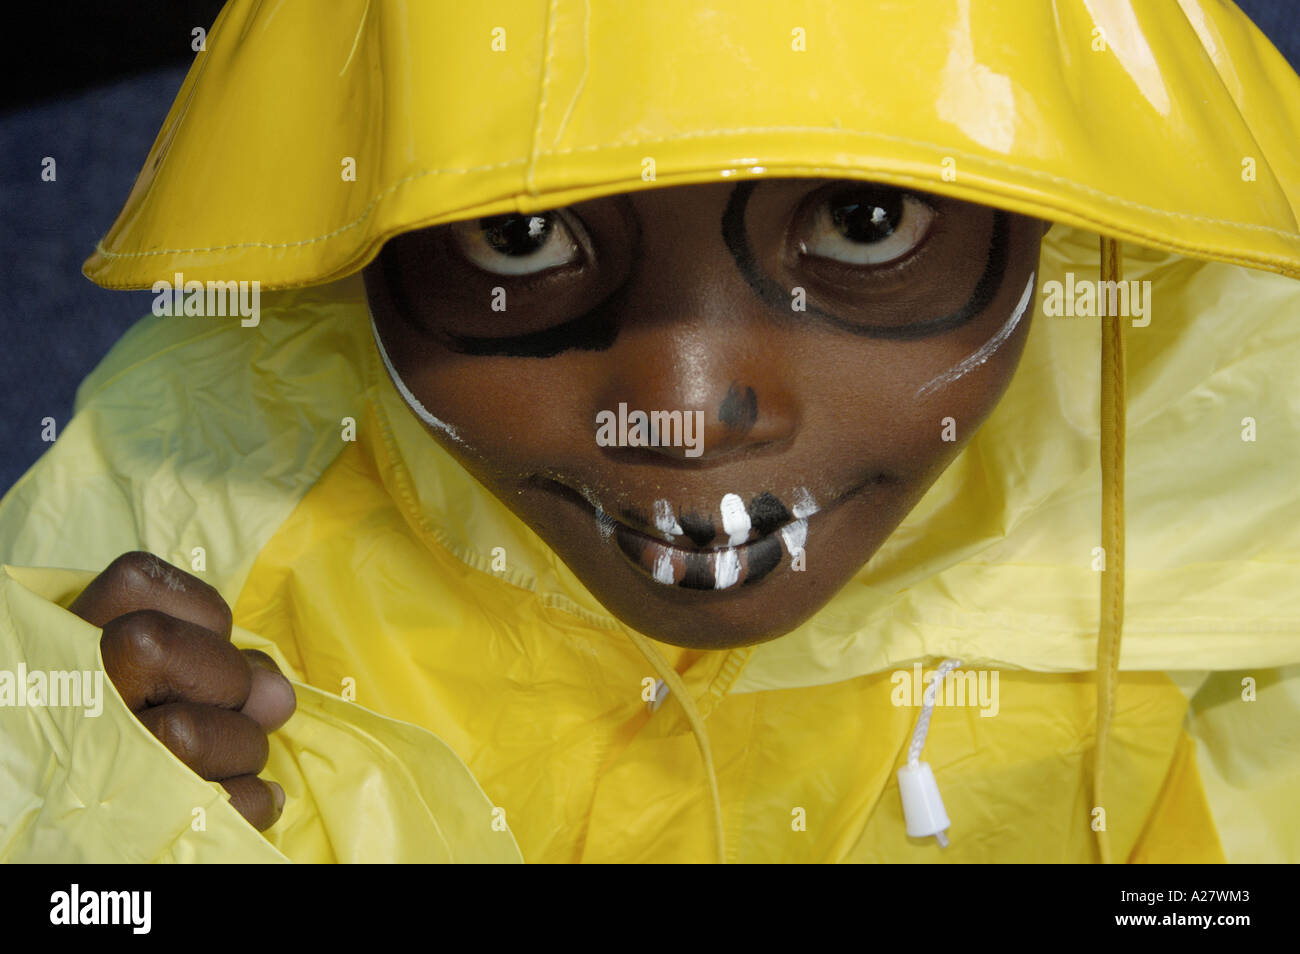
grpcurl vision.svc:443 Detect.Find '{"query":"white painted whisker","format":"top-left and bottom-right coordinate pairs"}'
top-left (370, 311), bottom-right (464, 444)
top-left (594, 505), bottom-right (616, 541)
top-left (915, 270), bottom-right (1036, 399)
top-left (791, 487), bottom-right (818, 520)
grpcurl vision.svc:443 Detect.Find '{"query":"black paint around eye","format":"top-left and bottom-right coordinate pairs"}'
top-left (443, 284), bottom-right (626, 357)
top-left (385, 182), bottom-right (1007, 360)
top-left (721, 180), bottom-right (1010, 341)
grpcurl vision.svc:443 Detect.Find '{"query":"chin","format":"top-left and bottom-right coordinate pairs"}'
top-left (594, 585), bottom-right (817, 650)
top-left (569, 547), bottom-right (855, 649)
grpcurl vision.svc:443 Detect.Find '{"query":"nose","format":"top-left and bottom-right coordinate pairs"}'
top-left (593, 325), bottom-right (799, 462)
top-left (590, 181), bottom-right (800, 462)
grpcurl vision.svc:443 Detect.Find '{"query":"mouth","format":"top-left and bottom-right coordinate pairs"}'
top-left (532, 475), bottom-right (881, 592)
top-left (610, 517), bottom-right (807, 590)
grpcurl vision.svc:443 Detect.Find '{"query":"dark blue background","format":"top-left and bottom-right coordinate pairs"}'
top-left (1, 1), bottom-right (1297, 497)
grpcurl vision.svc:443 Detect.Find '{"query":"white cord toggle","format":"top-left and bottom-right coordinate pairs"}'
top-left (899, 658), bottom-right (960, 848)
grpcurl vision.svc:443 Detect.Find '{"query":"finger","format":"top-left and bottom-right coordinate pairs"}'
top-left (220, 775), bottom-right (286, 832)
top-left (239, 650), bottom-right (297, 733)
top-left (101, 610), bottom-right (253, 712)
top-left (70, 551), bottom-right (232, 638)
top-left (139, 703), bottom-right (269, 781)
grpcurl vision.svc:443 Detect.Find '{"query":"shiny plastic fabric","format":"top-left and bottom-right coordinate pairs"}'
top-left (84, 0), bottom-right (1300, 289)
top-left (0, 565), bottom-right (522, 862)
top-left (2, 0), bottom-right (1299, 862)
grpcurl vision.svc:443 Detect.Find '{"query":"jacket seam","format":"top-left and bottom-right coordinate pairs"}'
top-left (87, 126), bottom-right (1300, 265)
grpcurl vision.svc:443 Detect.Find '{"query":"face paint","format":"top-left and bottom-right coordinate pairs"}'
top-left (365, 180), bottom-right (1047, 649)
top-left (607, 487), bottom-right (813, 589)
top-left (676, 511), bottom-right (717, 547)
top-left (370, 310), bottom-right (464, 444)
top-left (717, 383), bottom-right (758, 433)
top-left (721, 182), bottom-right (1012, 341)
top-left (748, 492), bottom-right (792, 535)
top-left (444, 293), bottom-right (623, 357)
top-left (714, 549), bottom-right (742, 589)
top-left (576, 485), bottom-right (617, 541)
top-left (720, 493), bottom-right (752, 546)
top-left (620, 530), bottom-right (787, 590)
top-left (382, 232), bottom-right (624, 359)
top-left (791, 487), bottom-right (818, 519)
top-left (914, 270), bottom-right (1036, 399)
top-left (652, 548), bottom-right (675, 584)
top-left (780, 518), bottom-right (808, 555)
top-left (653, 499), bottom-right (684, 538)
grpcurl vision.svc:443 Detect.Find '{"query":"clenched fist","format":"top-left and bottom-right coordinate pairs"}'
top-left (69, 551), bottom-right (296, 830)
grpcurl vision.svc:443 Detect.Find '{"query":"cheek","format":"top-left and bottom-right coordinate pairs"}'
top-left (396, 351), bottom-right (594, 474)
top-left (914, 269), bottom-right (1037, 400)
top-left (809, 320), bottom-right (1030, 482)
top-left (905, 318), bottom-right (1032, 466)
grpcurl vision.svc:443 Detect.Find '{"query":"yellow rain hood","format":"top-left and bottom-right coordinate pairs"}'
top-left (84, 0), bottom-right (1300, 290)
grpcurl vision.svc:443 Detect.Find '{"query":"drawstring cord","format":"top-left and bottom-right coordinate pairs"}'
top-left (898, 658), bottom-right (961, 847)
top-left (1095, 236), bottom-right (1127, 864)
top-left (907, 658), bottom-right (961, 767)
top-left (622, 628), bottom-right (728, 865)
top-left (900, 237), bottom-right (1128, 860)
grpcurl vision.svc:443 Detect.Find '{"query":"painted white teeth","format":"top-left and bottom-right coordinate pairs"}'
top-left (720, 493), bottom-right (751, 546)
top-left (653, 499), bottom-right (683, 538)
top-left (780, 518), bottom-right (808, 554)
top-left (713, 549), bottom-right (741, 589)
top-left (652, 548), bottom-right (675, 584)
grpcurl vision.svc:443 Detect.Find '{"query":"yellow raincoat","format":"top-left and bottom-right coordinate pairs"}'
top-left (3, 0), bottom-right (1299, 863)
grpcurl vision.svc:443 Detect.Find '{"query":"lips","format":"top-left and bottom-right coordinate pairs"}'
top-left (531, 472), bottom-right (883, 591)
top-left (613, 517), bottom-right (804, 590)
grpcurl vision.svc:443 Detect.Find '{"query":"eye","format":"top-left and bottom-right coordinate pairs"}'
top-left (797, 186), bottom-right (935, 266)
top-left (449, 211), bottom-right (586, 276)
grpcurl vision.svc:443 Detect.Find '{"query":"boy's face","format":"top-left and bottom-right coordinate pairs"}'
top-left (365, 179), bottom-right (1045, 649)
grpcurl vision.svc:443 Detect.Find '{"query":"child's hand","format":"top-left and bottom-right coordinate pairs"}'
top-left (68, 551), bottom-right (296, 831)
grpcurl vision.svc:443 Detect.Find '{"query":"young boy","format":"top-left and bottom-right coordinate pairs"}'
top-left (3, 0), bottom-right (1299, 863)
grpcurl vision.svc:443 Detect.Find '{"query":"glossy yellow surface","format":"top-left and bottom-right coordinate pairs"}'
top-left (85, 0), bottom-right (1300, 289)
